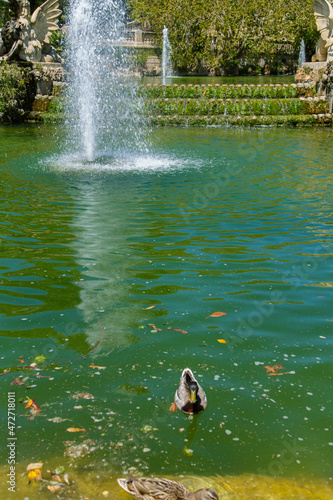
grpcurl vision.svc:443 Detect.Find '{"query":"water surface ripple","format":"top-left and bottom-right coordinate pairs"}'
top-left (0, 125), bottom-right (332, 496)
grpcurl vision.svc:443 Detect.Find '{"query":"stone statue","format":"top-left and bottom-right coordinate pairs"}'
top-left (0, 0), bottom-right (61, 62)
top-left (313, 0), bottom-right (333, 62)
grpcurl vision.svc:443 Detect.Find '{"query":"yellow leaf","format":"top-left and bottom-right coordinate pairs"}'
top-left (66, 427), bottom-right (88, 433)
top-left (28, 468), bottom-right (42, 480)
top-left (144, 305), bottom-right (156, 309)
top-left (25, 398), bottom-right (34, 409)
top-left (217, 339), bottom-right (226, 343)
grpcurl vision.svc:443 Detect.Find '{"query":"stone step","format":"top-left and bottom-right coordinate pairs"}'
top-left (149, 114), bottom-right (333, 126)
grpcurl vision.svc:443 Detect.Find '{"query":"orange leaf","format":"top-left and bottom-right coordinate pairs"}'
top-left (81, 392), bottom-right (94, 399)
top-left (144, 305), bottom-right (156, 310)
top-left (167, 327), bottom-right (187, 334)
top-left (217, 339), bottom-right (226, 343)
top-left (264, 365), bottom-right (277, 373)
top-left (35, 469), bottom-right (42, 480)
top-left (10, 377), bottom-right (24, 386)
top-left (269, 371), bottom-right (293, 376)
top-left (206, 311), bottom-right (227, 319)
top-left (25, 398), bottom-right (41, 412)
top-left (66, 427), bottom-right (88, 433)
top-left (149, 324), bottom-right (163, 331)
top-left (264, 364), bottom-right (285, 374)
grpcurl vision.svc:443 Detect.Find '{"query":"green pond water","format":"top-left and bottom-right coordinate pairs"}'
top-left (0, 123), bottom-right (332, 498)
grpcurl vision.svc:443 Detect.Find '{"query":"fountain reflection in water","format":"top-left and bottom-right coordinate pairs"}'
top-left (67, 0), bottom-right (147, 162)
top-left (162, 26), bottom-right (173, 84)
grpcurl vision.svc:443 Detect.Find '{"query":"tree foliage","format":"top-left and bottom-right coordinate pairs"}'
top-left (128, 0), bottom-right (319, 74)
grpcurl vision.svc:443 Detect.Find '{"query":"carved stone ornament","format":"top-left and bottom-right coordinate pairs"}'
top-left (313, 0), bottom-right (333, 61)
top-left (0, 0), bottom-right (61, 62)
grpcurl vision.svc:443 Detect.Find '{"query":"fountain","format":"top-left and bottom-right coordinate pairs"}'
top-left (162, 25), bottom-right (173, 84)
top-left (298, 38), bottom-right (306, 67)
top-left (67, 0), bottom-right (146, 162)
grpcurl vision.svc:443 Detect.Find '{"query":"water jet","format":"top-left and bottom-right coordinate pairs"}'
top-left (162, 26), bottom-right (173, 85)
top-left (67, 0), bottom-right (146, 162)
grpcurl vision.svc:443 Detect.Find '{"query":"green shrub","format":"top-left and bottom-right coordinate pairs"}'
top-left (0, 62), bottom-right (29, 122)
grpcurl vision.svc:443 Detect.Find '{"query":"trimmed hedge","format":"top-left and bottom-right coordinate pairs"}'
top-left (140, 83), bottom-right (305, 99)
top-left (144, 98), bottom-right (329, 116)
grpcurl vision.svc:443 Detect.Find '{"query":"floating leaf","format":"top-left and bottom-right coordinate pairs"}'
top-left (89, 363), bottom-right (106, 369)
top-left (66, 427), bottom-right (88, 433)
top-left (51, 473), bottom-right (62, 483)
top-left (72, 392), bottom-right (94, 400)
top-left (141, 424), bottom-right (158, 433)
top-left (53, 466), bottom-right (65, 475)
top-left (217, 339), bottom-right (226, 343)
top-left (264, 364), bottom-right (284, 374)
top-left (47, 485), bottom-right (62, 492)
top-left (10, 377), bottom-right (24, 386)
top-left (27, 462), bottom-right (43, 471)
top-left (34, 355), bottom-right (46, 364)
top-left (206, 312), bottom-right (227, 319)
top-left (25, 398), bottom-right (41, 411)
top-left (28, 468), bottom-right (42, 480)
top-left (25, 398), bottom-right (42, 420)
top-left (148, 323), bottom-right (162, 331)
top-left (167, 327), bottom-right (187, 334)
top-left (144, 305), bottom-right (156, 310)
top-left (48, 417), bottom-right (69, 423)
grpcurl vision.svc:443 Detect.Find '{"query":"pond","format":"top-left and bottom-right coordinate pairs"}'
top-left (0, 123), bottom-right (332, 498)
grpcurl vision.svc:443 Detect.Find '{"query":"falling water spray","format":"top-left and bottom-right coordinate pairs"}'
top-left (67, 0), bottom-right (146, 162)
top-left (298, 39), bottom-right (306, 68)
top-left (162, 26), bottom-right (172, 84)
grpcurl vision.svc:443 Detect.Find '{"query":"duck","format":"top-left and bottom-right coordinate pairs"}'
top-left (117, 475), bottom-right (219, 500)
top-left (169, 368), bottom-right (207, 415)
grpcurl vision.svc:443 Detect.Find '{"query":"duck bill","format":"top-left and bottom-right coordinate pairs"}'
top-left (190, 388), bottom-right (197, 403)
